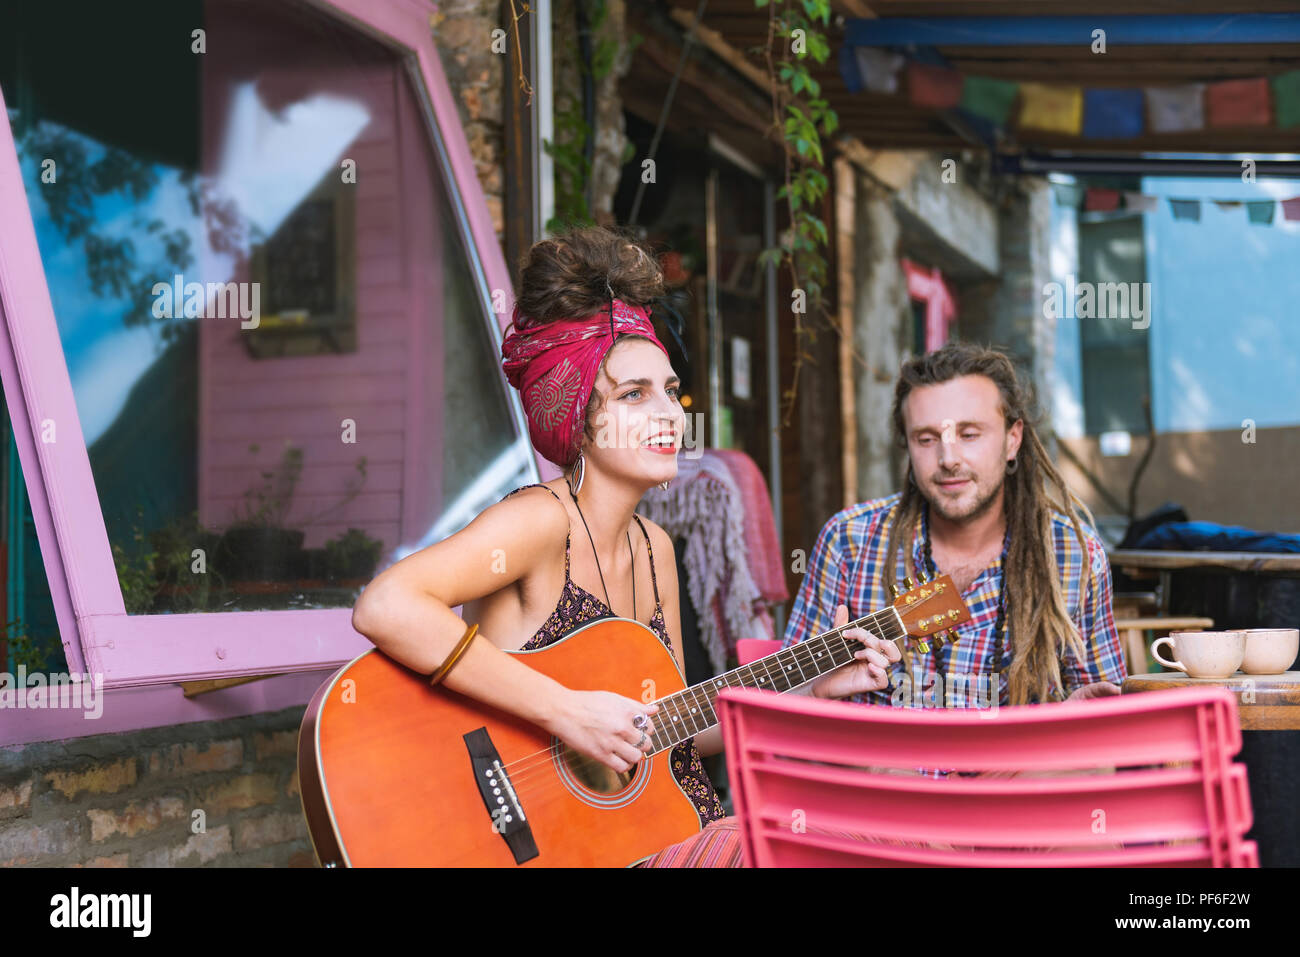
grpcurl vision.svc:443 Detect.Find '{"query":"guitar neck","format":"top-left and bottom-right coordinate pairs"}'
top-left (647, 605), bottom-right (906, 754)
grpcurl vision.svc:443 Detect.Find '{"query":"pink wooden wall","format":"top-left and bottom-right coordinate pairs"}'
top-left (195, 2), bottom-right (444, 555)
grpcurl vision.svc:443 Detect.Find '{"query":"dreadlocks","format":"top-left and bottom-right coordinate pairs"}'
top-left (884, 342), bottom-right (1099, 706)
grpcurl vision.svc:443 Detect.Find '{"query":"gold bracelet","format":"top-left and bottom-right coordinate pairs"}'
top-left (430, 623), bottom-right (479, 686)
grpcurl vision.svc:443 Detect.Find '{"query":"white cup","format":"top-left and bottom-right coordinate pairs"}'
top-left (1151, 630), bottom-right (1246, 679)
top-left (1239, 628), bottom-right (1299, 675)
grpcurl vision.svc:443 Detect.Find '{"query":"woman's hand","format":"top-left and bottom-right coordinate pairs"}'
top-left (544, 691), bottom-right (660, 773)
top-left (809, 604), bottom-right (902, 700)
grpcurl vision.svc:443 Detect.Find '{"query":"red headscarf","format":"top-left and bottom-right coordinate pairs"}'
top-left (501, 299), bottom-right (669, 467)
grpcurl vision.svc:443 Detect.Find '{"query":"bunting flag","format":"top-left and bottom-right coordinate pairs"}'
top-left (907, 61), bottom-right (964, 109)
top-left (1019, 82), bottom-right (1084, 134)
top-left (1271, 69), bottom-right (1300, 129)
top-left (1084, 187), bottom-right (1120, 211)
top-left (961, 75), bottom-right (1020, 125)
top-left (1054, 187), bottom-right (1300, 226)
top-left (1246, 201), bottom-right (1276, 225)
top-left (1083, 88), bottom-right (1145, 139)
top-left (1123, 192), bottom-right (1160, 213)
top-left (1051, 183), bottom-right (1085, 208)
top-left (1206, 77), bottom-right (1272, 127)
top-left (845, 47), bottom-right (1300, 139)
top-left (1145, 84), bottom-right (1205, 133)
top-left (854, 47), bottom-right (904, 94)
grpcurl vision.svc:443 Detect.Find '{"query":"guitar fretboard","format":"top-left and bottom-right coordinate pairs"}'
top-left (648, 605), bottom-right (906, 754)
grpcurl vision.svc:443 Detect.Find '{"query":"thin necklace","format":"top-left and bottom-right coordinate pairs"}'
top-left (921, 502), bottom-right (1010, 689)
top-left (568, 484), bottom-right (635, 620)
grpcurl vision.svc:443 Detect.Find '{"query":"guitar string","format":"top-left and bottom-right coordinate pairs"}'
top-left (497, 626), bottom-right (874, 793)
top-left (498, 610), bottom-right (920, 794)
top-left (494, 584), bottom-right (960, 794)
top-left (495, 596), bottom-right (949, 793)
top-left (498, 611), bottom-right (895, 780)
top-left (499, 629), bottom-right (869, 803)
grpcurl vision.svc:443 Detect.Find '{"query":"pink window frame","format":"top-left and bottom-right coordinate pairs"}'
top-left (0, 0), bottom-right (552, 692)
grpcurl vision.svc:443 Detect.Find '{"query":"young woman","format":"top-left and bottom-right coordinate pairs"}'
top-left (350, 225), bottom-right (899, 867)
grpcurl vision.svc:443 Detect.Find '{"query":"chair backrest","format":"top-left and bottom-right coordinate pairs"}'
top-left (736, 638), bottom-right (782, 666)
top-left (717, 686), bottom-right (1257, 867)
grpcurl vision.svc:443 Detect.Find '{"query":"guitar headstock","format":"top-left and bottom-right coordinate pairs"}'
top-left (890, 574), bottom-right (972, 654)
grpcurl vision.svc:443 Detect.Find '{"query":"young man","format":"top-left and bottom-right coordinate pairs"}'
top-left (787, 342), bottom-right (1126, 709)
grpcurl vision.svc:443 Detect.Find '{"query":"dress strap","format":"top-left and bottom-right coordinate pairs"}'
top-left (632, 514), bottom-right (661, 608)
top-left (503, 483), bottom-right (571, 578)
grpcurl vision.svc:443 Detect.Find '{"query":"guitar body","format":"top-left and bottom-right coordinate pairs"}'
top-left (298, 617), bottom-right (703, 867)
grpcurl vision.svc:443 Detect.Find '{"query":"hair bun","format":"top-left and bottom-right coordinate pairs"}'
top-left (516, 225), bottom-right (665, 324)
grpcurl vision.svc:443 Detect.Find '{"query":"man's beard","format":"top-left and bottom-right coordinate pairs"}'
top-left (923, 472), bottom-right (1005, 524)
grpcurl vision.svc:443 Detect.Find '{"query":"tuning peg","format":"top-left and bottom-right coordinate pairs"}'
top-left (913, 639), bottom-right (931, 653)
top-left (902, 577), bottom-right (915, 590)
top-left (888, 582), bottom-right (900, 600)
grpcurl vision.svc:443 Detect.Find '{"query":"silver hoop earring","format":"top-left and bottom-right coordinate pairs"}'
top-left (1006, 456), bottom-right (1018, 474)
top-left (569, 452), bottom-right (587, 496)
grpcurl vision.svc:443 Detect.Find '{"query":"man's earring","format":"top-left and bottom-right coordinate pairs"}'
top-left (659, 480), bottom-right (670, 491)
top-left (1006, 456), bottom-right (1018, 474)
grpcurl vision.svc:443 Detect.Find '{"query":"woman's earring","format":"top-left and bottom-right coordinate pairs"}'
top-left (569, 452), bottom-right (587, 496)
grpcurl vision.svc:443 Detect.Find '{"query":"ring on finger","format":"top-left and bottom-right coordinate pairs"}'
top-left (636, 731), bottom-right (647, 749)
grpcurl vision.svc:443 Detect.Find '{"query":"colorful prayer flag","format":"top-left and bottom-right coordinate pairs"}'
top-left (1213, 200), bottom-right (1244, 211)
top-left (1019, 82), bottom-right (1084, 134)
top-left (908, 61), bottom-right (964, 109)
top-left (853, 47), bottom-right (904, 94)
top-left (1246, 201), bottom-right (1276, 224)
top-left (1084, 188), bottom-right (1121, 211)
top-left (1145, 84), bottom-right (1205, 133)
top-left (1051, 183), bottom-right (1084, 208)
top-left (1169, 199), bottom-right (1201, 221)
top-left (960, 76), bottom-right (1019, 125)
top-left (1083, 88), bottom-right (1145, 139)
top-left (1281, 197), bottom-right (1300, 221)
top-left (1270, 70), bottom-right (1300, 129)
top-left (1206, 77), bottom-right (1272, 127)
top-left (1123, 192), bottom-right (1159, 213)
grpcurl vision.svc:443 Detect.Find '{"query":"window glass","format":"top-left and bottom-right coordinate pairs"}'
top-left (1, 0), bottom-right (532, 614)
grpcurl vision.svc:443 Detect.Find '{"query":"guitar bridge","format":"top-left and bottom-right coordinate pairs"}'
top-left (464, 727), bottom-right (539, 865)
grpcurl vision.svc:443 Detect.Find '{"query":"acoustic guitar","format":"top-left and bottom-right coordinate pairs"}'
top-left (298, 574), bottom-right (971, 867)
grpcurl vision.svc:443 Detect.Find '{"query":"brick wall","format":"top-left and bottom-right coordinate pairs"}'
top-left (0, 704), bottom-right (313, 867)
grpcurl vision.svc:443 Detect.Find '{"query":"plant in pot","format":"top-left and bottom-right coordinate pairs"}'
top-left (150, 509), bottom-right (229, 611)
top-left (218, 442), bottom-right (308, 583)
top-left (322, 527), bottom-right (384, 584)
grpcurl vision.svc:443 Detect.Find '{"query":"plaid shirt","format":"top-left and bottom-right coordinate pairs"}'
top-left (782, 492), bottom-right (1126, 710)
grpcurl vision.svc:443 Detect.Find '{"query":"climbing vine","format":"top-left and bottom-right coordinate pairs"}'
top-left (544, 1), bottom-right (640, 233)
top-left (755, 0), bottom-right (839, 421)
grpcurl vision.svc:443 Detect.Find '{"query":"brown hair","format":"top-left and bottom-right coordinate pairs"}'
top-left (885, 342), bottom-right (1098, 705)
top-left (515, 224), bottom-right (665, 324)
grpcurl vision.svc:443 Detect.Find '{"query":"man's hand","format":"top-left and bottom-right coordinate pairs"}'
top-left (808, 604), bottom-right (902, 700)
top-left (1066, 680), bottom-right (1121, 702)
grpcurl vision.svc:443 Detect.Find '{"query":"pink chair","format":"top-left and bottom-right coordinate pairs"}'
top-left (716, 685), bottom-right (1258, 867)
top-left (736, 638), bottom-right (782, 666)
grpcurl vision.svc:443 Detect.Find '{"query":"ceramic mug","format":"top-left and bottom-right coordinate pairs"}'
top-left (1239, 628), bottom-right (1299, 675)
top-left (1151, 630), bottom-right (1246, 679)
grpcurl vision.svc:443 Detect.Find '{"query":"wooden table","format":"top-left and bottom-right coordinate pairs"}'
top-left (1123, 671), bottom-right (1300, 866)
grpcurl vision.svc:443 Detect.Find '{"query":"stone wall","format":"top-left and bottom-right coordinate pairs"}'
top-left (0, 705), bottom-right (311, 867)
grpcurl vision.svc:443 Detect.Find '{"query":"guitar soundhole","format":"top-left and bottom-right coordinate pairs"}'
top-left (559, 745), bottom-right (638, 795)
